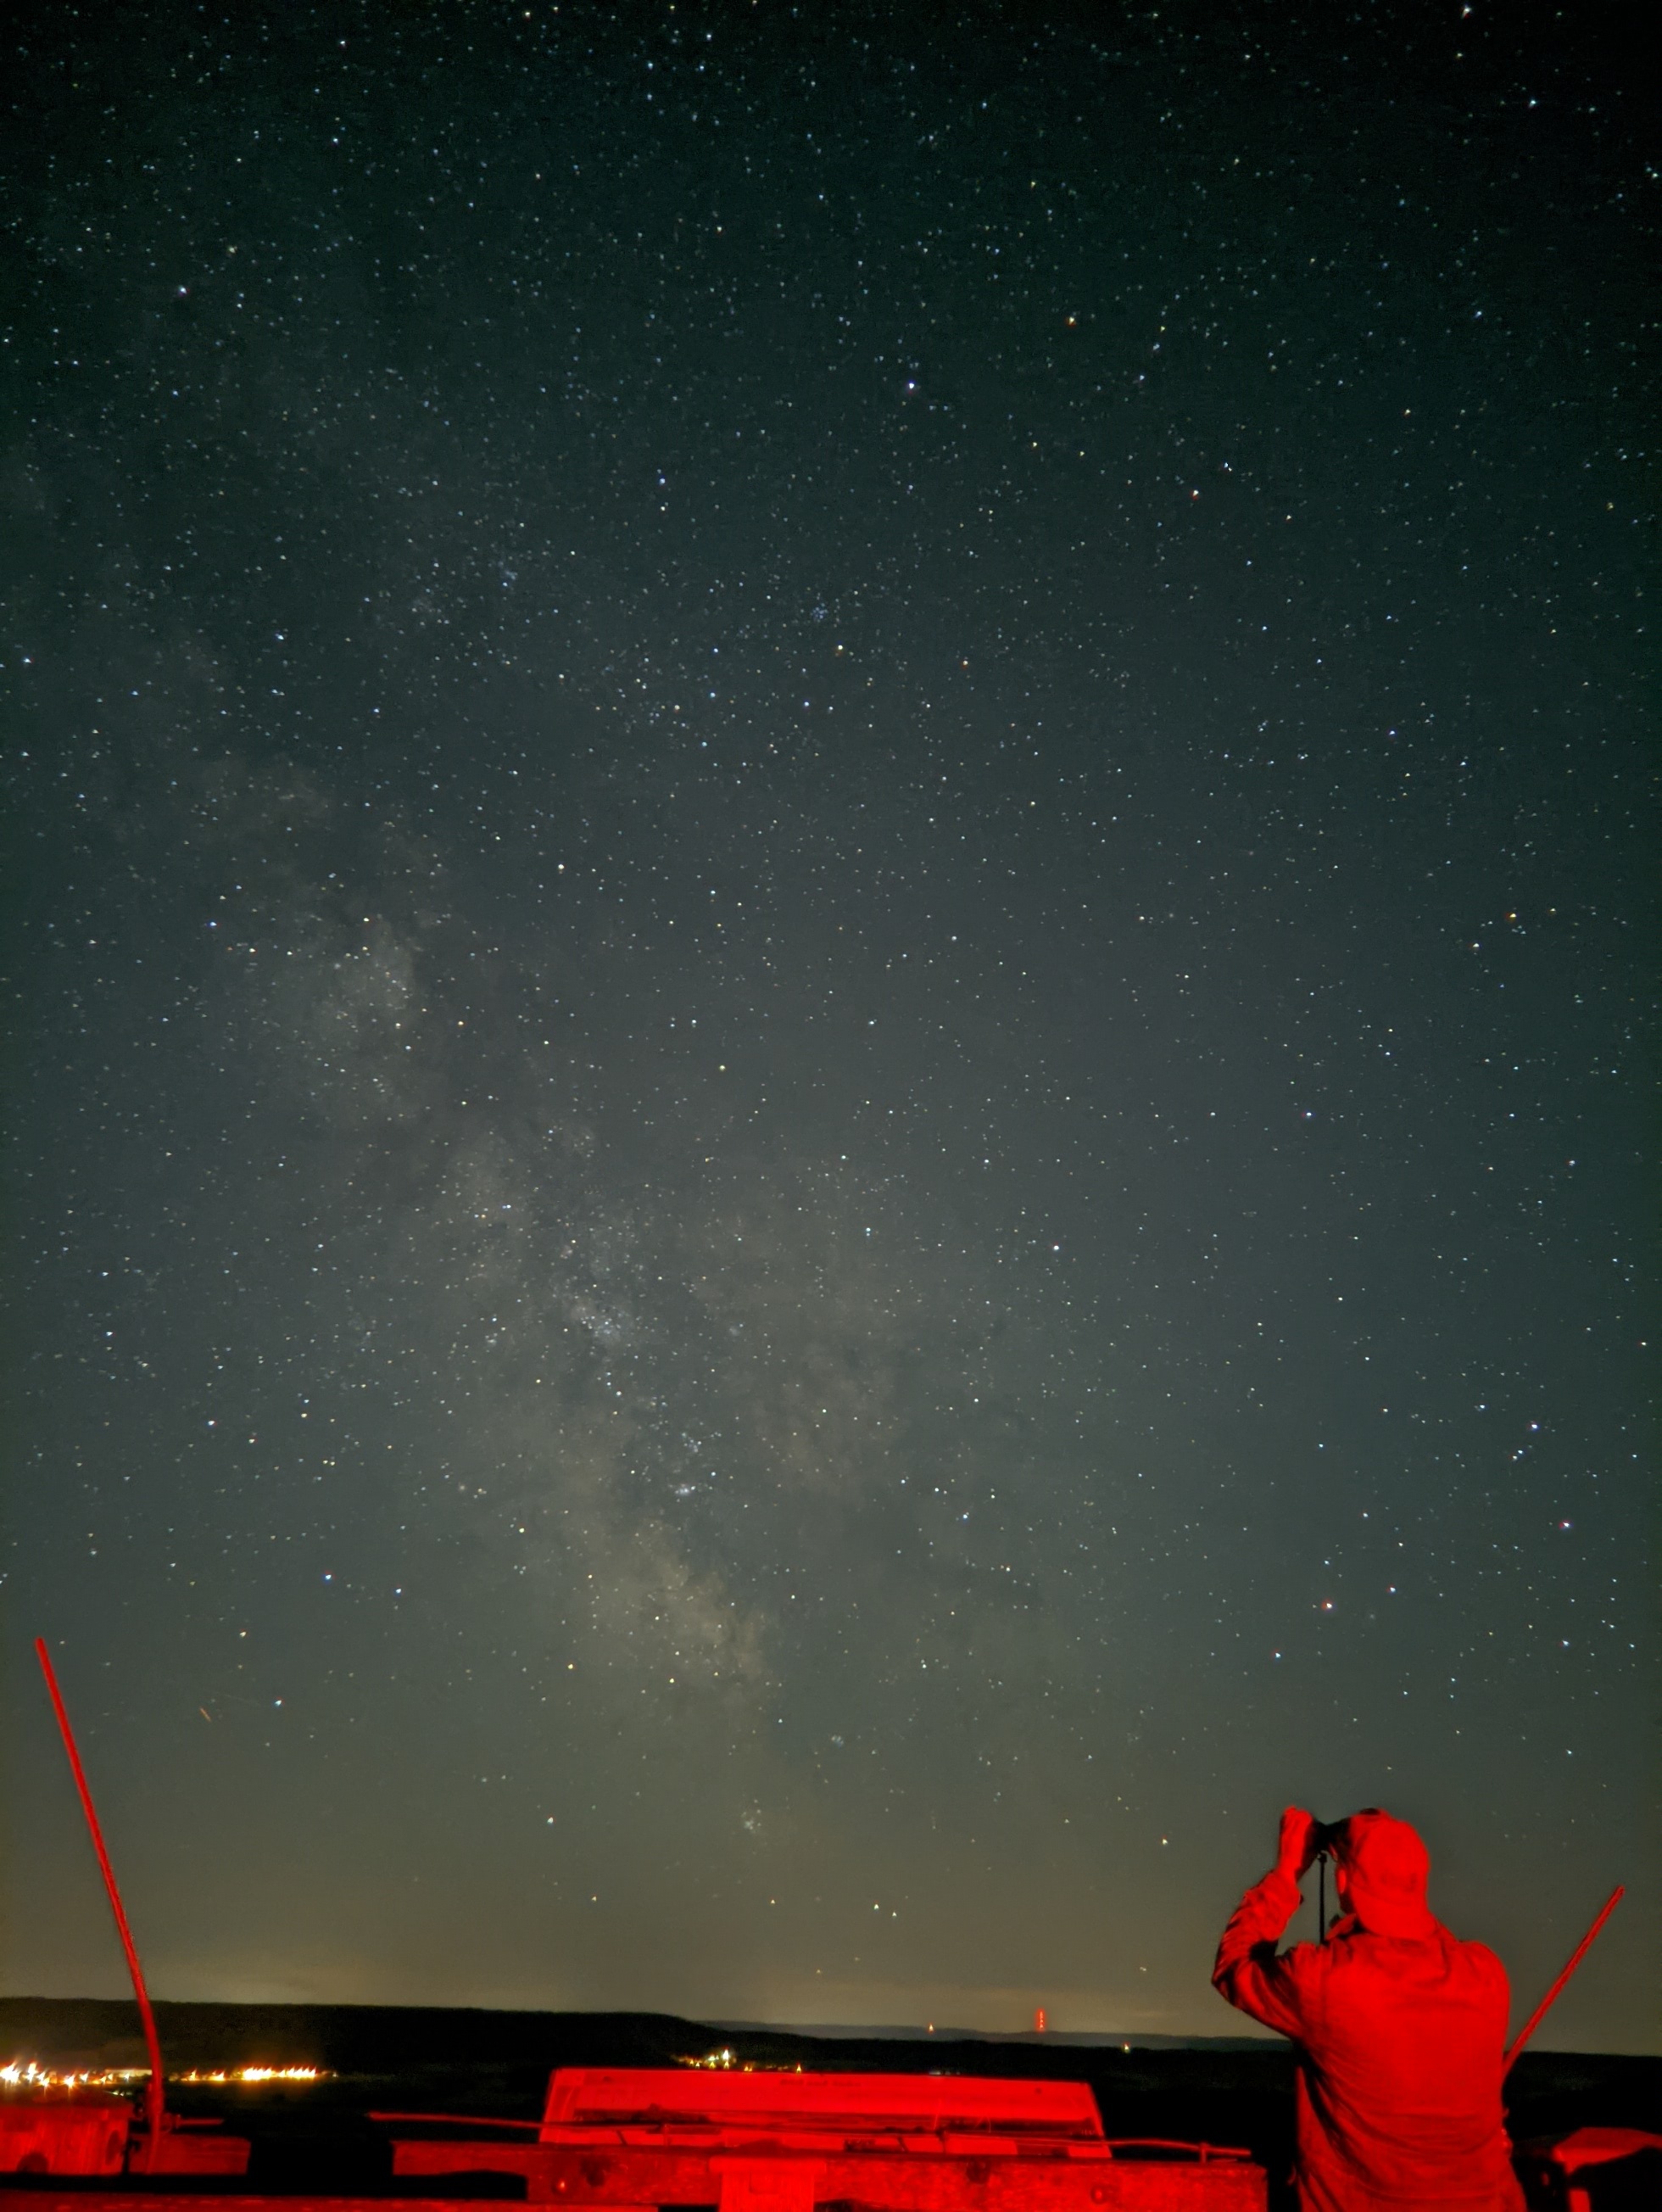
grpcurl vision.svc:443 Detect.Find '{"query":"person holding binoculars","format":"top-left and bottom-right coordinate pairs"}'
top-left (1213, 1806), bottom-right (1525, 2211)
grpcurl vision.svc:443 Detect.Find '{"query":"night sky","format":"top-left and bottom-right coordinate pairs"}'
top-left (3, 3), bottom-right (1654, 2053)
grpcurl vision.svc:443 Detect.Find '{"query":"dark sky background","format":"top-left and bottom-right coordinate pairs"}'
top-left (3, 3), bottom-right (1654, 2053)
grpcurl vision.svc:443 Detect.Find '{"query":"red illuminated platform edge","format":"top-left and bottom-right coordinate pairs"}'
top-left (384, 2065), bottom-right (1267, 2210)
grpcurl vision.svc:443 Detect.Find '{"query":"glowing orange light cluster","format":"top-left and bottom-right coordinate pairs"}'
top-left (3, 2059), bottom-right (327, 2092)
top-left (677, 2052), bottom-right (802, 2075)
top-left (176, 2067), bottom-right (327, 2086)
top-left (2, 2060), bottom-right (148, 2092)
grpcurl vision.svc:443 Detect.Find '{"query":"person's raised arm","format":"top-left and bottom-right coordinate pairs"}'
top-left (1275, 1805), bottom-right (1319, 1882)
top-left (1213, 1806), bottom-right (1319, 2038)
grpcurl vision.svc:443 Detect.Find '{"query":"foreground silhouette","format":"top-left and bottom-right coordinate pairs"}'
top-left (1215, 1807), bottom-right (1525, 2211)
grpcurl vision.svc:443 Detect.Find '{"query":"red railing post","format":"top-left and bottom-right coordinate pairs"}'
top-left (33, 1638), bottom-right (168, 2152)
top-left (1503, 1886), bottom-right (1626, 2075)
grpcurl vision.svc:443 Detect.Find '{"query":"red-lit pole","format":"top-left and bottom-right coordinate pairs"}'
top-left (34, 1638), bottom-right (167, 2150)
top-left (1503, 1886), bottom-right (1625, 2075)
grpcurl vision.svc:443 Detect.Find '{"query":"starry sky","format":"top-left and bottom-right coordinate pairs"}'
top-left (3, 3), bottom-right (1654, 2053)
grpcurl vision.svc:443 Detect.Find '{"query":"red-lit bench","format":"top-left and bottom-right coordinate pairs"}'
top-left (388, 2066), bottom-right (1265, 2212)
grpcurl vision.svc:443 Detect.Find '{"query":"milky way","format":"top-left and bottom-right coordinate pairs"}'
top-left (3, 3), bottom-right (1654, 2047)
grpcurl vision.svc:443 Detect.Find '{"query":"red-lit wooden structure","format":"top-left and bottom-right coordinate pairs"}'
top-left (0, 2093), bottom-right (131, 2178)
top-left (387, 2066), bottom-right (1266, 2211)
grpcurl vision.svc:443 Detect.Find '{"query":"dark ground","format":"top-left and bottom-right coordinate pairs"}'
top-left (1, 1999), bottom-right (1657, 2209)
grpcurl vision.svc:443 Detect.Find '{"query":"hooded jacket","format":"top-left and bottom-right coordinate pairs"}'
top-left (1214, 1863), bottom-right (1526, 2210)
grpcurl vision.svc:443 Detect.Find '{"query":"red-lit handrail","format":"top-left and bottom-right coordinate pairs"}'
top-left (1102, 2140), bottom-right (1252, 2161)
top-left (34, 1637), bottom-right (167, 2150)
top-left (1503, 1886), bottom-right (1625, 2075)
top-left (370, 2113), bottom-right (544, 2129)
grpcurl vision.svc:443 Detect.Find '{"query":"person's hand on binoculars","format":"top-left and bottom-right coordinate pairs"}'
top-left (1276, 1805), bottom-right (1320, 1880)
